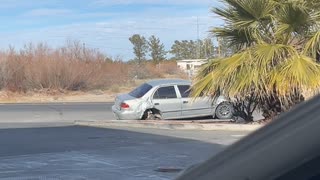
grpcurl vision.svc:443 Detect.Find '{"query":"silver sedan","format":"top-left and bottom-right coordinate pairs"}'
top-left (112, 79), bottom-right (234, 120)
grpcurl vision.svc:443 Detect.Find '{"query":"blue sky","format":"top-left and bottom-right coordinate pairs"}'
top-left (0, 0), bottom-right (223, 60)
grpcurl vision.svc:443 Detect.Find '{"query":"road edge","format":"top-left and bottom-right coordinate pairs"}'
top-left (75, 120), bottom-right (263, 131)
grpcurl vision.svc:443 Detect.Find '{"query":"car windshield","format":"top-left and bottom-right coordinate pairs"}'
top-left (129, 83), bottom-right (152, 98)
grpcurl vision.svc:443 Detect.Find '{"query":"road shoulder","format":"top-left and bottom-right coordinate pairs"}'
top-left (75, 120), bottom-right (263, 131)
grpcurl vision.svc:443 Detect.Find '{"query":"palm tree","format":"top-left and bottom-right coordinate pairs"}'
top-left (192, 0), bottom-right (320, 121)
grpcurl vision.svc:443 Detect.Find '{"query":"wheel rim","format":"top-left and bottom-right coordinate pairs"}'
top-left (219, 105), bottom-right (232, 117)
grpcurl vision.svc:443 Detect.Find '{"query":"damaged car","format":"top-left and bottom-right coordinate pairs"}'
top-left (112, 79), bottom-right (234, 120)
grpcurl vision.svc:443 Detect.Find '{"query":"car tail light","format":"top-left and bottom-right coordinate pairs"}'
top-left (120, 103), bottom-right (130, 109)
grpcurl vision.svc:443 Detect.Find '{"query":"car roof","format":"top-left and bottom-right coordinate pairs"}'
top-left (146, 79), bottom-right (191, 87)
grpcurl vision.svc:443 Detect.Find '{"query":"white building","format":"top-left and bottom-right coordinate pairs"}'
top-left (176, 59), bottom-right (207, 77)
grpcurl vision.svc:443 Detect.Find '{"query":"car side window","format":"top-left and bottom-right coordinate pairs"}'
top-left (178, 85), bottom-right (191, 98)
top-left (153, 86), bottom-right (177, 99)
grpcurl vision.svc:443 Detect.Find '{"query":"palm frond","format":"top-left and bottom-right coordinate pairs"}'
top-left (212, 0), bottom-right (277, 47)
top-left (212, 27), bottom-right (256, 49)
top-left (253, 43), bottom-right (297, 70)
top-left (270, 55), bottom-right (320, 96)
top-left (192, 51), bottom-right (264, 99)
top-left (303, 31), bottom-right (320, 58)
top-left (194, 59), bottom-right (220, 81)
top-left (275, 1), bottom-right (315, 38)
top-left (195, 0), bottom-right (320, 110)
top-left (235, 0), bottom-right (275, 22)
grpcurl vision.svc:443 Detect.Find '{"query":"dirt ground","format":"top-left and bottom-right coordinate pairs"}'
top-left (0, 78), bottom-right (189, 104)
top-left (0, 90), bottom-right (127, 103)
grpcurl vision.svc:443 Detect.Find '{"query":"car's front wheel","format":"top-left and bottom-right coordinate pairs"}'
top-left (215, 102), bottom-right (234, 119)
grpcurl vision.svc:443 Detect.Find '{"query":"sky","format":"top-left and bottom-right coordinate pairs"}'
top-left (0, 0), bottom-right (224, 60)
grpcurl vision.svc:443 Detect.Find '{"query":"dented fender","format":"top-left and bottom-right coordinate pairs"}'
top-left (136, 98), bottom-right (154, 119)
top-left (213, 96), bottom-right (231, 108)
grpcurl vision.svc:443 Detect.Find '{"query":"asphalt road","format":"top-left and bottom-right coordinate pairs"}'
top-left (0, 123), bottom-right (249, 180)
top-left (0, 102), bottom-right (264, 123)
top-left (0, 103), bottom-right (252, 179)
top-left (0, 102), bottom-right (115, 123)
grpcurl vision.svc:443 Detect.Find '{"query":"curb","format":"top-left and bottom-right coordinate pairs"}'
top-left (75, 120), bottom-right (263, 131)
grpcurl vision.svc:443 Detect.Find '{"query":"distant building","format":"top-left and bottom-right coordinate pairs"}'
top-left (176, 59), bottom-right (207, 77)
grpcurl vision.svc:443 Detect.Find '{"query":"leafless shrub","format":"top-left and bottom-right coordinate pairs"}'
top-left (129, 61), bottom-right (187, 79)
top-left (0, 42), bottom-right (187, 93)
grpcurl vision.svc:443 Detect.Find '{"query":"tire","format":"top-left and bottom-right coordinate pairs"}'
top-left (142, 109), bottom-right (163, 120)
top-left (215, 102), bottom-right (234, 119)
top-left (147, 113), bottom-right (162, 120)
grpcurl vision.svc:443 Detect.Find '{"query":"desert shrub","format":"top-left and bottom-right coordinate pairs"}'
top-left (110, 85), bottom-right (120, 93)
top-left (128, 61), bottom-right (187, 79)
top-left (0, 42), bottom-right (187, 92)
top-left (0, 42), bottom-right (130, 92)
top-left (158, 61), bottom-right (180, 75)
top-left (128, 63), bottom-right (161, 79)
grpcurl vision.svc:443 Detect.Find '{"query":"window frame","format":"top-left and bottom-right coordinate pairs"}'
top-left (152, 86), bottom-right (178, 99)
top-left (178, 85), bottom-right (191, 98)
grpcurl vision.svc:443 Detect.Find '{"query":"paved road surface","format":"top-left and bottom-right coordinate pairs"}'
top-left (0, 123), bottom-right (250, 180)
top-left (0, 103), bottom-right (252, 179)
top-left (0, 103), bottom-right (114, 123)
top-left (0, 102), bottom-right (264, 123)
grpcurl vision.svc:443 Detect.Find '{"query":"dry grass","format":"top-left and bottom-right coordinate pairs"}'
top-left (0, 42), bottom-right (187, 100)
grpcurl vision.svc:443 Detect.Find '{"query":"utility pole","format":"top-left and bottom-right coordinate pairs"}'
top-left (197, 16), bottom-right (201, 59)
top-left (204, 38), bottom-right (207, 58)
top-left (217, 37), bottom-right (221, 57)
top-left (83, 42), bottom-right (87, 60)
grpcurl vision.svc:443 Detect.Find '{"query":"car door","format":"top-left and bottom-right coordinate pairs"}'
top-left (152, 86), bottom-right (182, 119)
top-left (178, 85), bottom-right (213, 117)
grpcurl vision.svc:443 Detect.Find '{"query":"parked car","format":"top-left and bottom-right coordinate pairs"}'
top-left (112, 79), bottom-right (234, 120)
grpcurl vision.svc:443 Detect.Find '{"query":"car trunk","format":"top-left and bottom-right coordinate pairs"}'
top-left (114, 93), bottom-right (136, 110)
